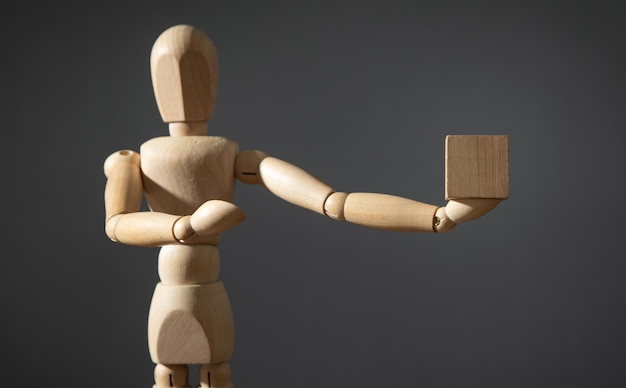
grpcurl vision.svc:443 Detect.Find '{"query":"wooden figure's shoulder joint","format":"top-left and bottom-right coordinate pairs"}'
top-left (235, 149), bottom-right (268, 184)
top-left (104, 149), bottom-right (140, 177)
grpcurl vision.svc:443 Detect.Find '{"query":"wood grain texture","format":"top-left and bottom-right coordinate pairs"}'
top-left (445, 135), bottom-right (509, 199)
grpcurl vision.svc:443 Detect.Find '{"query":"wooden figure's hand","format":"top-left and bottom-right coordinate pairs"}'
top-left (434, 135), bottom-right (509, 232)
top-left (443, 199), bottom-right (502, 224)
top-left (434, 198), bottom-right (502, 232)
top-left (173, 200), bottom-right (245, 243)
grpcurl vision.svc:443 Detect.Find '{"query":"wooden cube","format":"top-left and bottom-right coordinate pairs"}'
top-left (445, 135), bottom-right (509, 199)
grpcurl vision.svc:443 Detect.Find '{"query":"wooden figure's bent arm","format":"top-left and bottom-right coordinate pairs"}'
top-left (235, 150), bottom-right (499, 233)
top-left (104, 149), bottom-right (181, 246)
top-left (104, 150), bottom-right (245, 247)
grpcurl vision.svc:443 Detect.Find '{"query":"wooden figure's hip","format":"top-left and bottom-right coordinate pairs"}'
top-left (147, 281), bottom-right (235, 364)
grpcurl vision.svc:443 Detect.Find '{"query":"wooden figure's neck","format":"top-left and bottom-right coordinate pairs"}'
top-left (169, 121), bottom-right (208, 137)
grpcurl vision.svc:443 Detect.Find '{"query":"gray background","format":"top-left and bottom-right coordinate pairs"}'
top-left (3, 1), bottom-right (625, 387)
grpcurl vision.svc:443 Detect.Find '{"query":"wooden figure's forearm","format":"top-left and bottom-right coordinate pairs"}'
top-left (107, 207), bottom-right (235, 247)
top-left (325, 192), bottom-right (439, 232)
top-left (105, 212), bottom-right (181, 246)
top-left (189, 200), bottom-right (246, 235)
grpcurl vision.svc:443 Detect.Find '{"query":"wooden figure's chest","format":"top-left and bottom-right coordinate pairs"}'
top-left (140, 136), bottom-right (239, 215)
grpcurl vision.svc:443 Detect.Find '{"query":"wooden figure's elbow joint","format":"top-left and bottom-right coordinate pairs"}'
top-left (105, 214), bottom-right (122, 242)
top-left (324, 192), bottom-right (348, 221)
top-left (172, 215), bottom-right (193, 242)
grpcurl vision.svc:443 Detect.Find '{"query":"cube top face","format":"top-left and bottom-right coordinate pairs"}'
top-left (445, 135), bottom-right (509, 200)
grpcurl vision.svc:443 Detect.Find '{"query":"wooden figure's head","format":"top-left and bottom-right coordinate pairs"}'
top-left (150, 24), bottom-right (218, 125)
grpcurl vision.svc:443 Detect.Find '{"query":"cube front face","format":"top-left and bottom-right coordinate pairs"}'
top-left (445, 135), bottom-right (509, 200)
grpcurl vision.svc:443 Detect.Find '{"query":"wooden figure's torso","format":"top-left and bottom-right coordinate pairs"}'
top-left (140, 135), bottom-right (239, 365)
top-left (141, 135), bottom-right (239, 216)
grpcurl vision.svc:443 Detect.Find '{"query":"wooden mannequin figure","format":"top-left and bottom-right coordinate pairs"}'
top-left (103, 24), bottom-right (508, 388)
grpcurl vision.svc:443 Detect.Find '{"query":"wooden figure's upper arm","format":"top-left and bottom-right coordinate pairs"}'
top-left (235, 149), bottom-right (333, 215)
top-left (104, 150), bottom-right (143, 222)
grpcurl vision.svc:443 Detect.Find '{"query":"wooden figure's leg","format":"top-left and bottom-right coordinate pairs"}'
top-left (154, 364), bottom-right (190, 388)
top-left (198, 362), bottom-right (233, 388)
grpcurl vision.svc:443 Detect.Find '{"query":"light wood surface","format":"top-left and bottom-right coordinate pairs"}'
top-left (199, 363), bottom-right (233, 388)
top-left (158, 245), bottom-right (220, 285)
top-left (444, 198), bottom-right (502, 224)
top-left (324, 191), bottom-right (349, 221)
top-left (106, 212), bottom-right (181, 246)
top-left (258, 156), bottom-right (334, 215)
top-left (189, 200), bottom-right (246, 236)
top-left (154, 364), bottom-right (189, 388)
top-left (234, 149), bottom-right (269, 184)
top-left (103, 150), bottom-right (142, 222)
top-left (151, 24), bottom-right (218, 123)
top-left (140, 136), bottom-right (239, 216)
top-left (148, 282), bottom-right (234, 364)
top-left (342, 193), bottom-right (439, 232)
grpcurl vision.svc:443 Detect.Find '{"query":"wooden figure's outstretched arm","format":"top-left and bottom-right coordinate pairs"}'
top-left (235, 135), bottom-right (508, 233)
top-left (104, 150), bottom-right (244, 247)
top-left (235, 150), bottom-right (467, 233)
